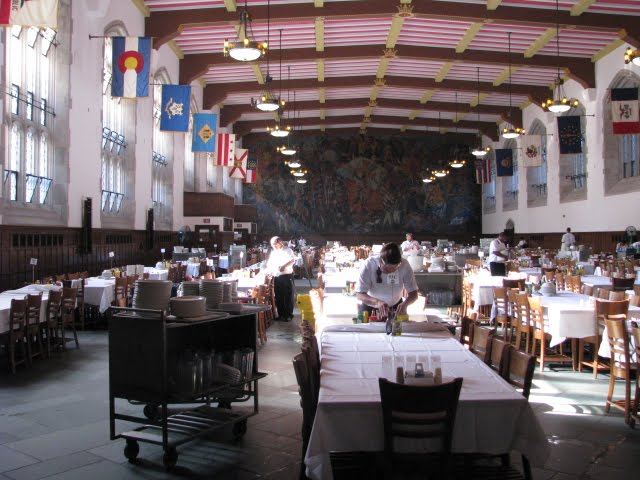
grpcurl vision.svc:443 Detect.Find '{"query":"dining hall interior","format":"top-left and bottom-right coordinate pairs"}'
top-left (1, 0), bottom-right (640, 479)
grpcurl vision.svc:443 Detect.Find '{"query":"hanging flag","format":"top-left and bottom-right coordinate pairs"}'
top-left (475, 158), bottom-right (491, 184)
top-left (557, 116), bottom-right (582, 154)
top-left (521, 134), bottom-right (543, 167)
top-left (191, 113), bottom-right (217, 152)
top-left (111, 36), bottom-right (151, 98)
top-left (495, 149), bottom-right (514, 177)
top-left (229, 148), bottom-right (248, 179)
top-left (216, 133), bottom-right (236, 167)
top-left (160, 85), bottom-right (191, 132)
top-left (611, 88), bottom-right (640, 134)
top-left (1, 0), bottom-right (58, 28)
top-left (244, 157), bottom-right (257, 184)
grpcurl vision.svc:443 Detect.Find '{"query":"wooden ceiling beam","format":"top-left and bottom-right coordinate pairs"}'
top-left (147, 0), bottom-right (639, 49)
top-left (219, 98), bottom-right (514, 126)
top-left (179, 44), bottom-right (595, 87)
top-left (204, 75), bottom-right (547, 110)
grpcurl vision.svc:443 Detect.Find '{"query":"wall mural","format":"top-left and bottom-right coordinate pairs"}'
top-left (243, 134), bottom-right (481, 238)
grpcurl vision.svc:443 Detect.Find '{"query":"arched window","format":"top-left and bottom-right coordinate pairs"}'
top-left (4, 25), bottom-right (56, 204)
top-left (558, 105), bottom-right (587, 203)
top-left (482, 153), bottom-right (496, 214)
top-left (502, 139), bottom-right (518, 211)
top-left (602, 72), bottom-right (640, 195)
top-left (101, 23), bottom-right (130, 215)
top-left (526, 120), bottom-right (548, 207)
top-left (152, 68), bottom-right (174, 228)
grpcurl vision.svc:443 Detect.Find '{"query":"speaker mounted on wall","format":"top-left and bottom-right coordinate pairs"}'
top-left (146, 208), bottom-right (154, 250)
top-left (80, 197), bottom-right (93, 254)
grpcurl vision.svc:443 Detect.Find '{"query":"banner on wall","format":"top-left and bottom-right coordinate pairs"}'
top-left (495, 149), bottom-right (514, 177)
top-left (475, 158), bottom-right (491, 184)
top-left (521, 135), bottom-right (542, 167)
top-left (191, 113), bottom-right (217, 152)
top-left (557, 115), bottom-right (582, 154)
top-left (160, 85), bottom-right (191, 132)
top-left (229, 148), bottom-right (247, 179)
top-left (611, 88), bottom-right (640, 134)
top-left (244, 157), bottom-right (257, 184)
top-left (0, 0), bottom-right (58, 28)
top-left (216, 133), bottom-right (236, 167)
top-left (111, 36), bottom-right (151, 98)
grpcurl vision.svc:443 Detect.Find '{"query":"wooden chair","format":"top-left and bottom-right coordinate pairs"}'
top-left (504, 349), bottom-right (537, 400)
top-left (579, 299), bottom-right (629, 379)
top-left (470, 324), bottom-right (495, 364)
top-left (554, 272), bottom-right (565, 291)
top-left (44, 290), bottom-right (62, 357)
top-left (631, 322), bottom-right (640, 425)
top-left (492, 287), bottom-right (511, 341)
top-left (512, 292), bottom-right (533, 354)
top-left (301, 336), bottom-right (320, 403)
top-left (488, 337), bottom-right (512, 377)
top-left (114, 276), bottom-right (128, 307)
top-left (604, 318), bottom-right (637, 427)
top-left (459, 316), bottom-right (475, 348)
top-left (5, 298), bottom-right (28, 373)
top-left (378, 377), bottom-right (464, 479)
top-left (596, 287), bottom-right (611, 300)
top-left (502, 278), bottom-right (525, 291)
top-left (581, 284), bottom-right (594, 296)
top-left (629, 295), bottom-right (640, 307)
top-left (75, 278), bottom-right (86, 330)
top-left (293, 352), bottom-right (318, 480)
top-left (528, 296), bottom-right (573, 371)
top-left (60, 287), bottom-right (79, 350)
top-left (25, 293), bottom-right (44, 365)
top-left (609, 291), bottom-right (626, 301)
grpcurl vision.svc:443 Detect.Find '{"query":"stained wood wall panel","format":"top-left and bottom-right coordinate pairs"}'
top-left (184, 192), bottom-right (235, 217)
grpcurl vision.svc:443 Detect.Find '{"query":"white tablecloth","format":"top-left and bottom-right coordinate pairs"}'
top-left (81, 278), bottom-right (115, 313)
top-left (580, 275), bottom-right (612, 288)
top-left (143, 267), bottom-right (169, 280)
top-left (0, 285), bottom-right (52, 333)
top-left (470, 272), bottom-right (527, 307)
top-left (304, 332), bottom-right (549, 480)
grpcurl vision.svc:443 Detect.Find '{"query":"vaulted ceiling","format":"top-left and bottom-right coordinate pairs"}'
top-left (142, 0), bottom-right (640, 143)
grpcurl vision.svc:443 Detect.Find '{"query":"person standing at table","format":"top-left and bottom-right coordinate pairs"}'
top-left (561, 227), bottom-right (576, 251)
top-left (355, 242), bottom-right (418, 319)
top-left (266, 236), bottom-right (295, 321)
top-left (488, 231), bottom-right (509, 276)
top-left (400, 232), bottom-right (421, 253)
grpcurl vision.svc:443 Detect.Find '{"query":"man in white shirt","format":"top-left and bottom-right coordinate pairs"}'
top-left (266, 236), bottom-right (295, 321)
top-left (561, 228), bottom-right (576, 251)
top-left (355, 243), bottom-right (418, 319)
top-left (488, 231), bottom-right (509, 276)
top-left (400, 233), bottom-right (421, 253)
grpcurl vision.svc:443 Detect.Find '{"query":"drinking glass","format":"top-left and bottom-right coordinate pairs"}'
top-left (381, 354), bottom-right (393, 380)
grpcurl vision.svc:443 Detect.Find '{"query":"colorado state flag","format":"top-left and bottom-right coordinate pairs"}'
top-left (160, 85), bottom-right (191, 132)
top-left (111, 36), bottom-right (151, 98)
top-left (191, 113), bottom-right (217, 152)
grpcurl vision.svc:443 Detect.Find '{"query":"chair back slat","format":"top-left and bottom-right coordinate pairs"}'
top-left (506, 349), bottom-right (536, 399)
top-left (26, 292), bottom-right (43, 327)
top-left (489, 338), bottom-right (511, 376)
top-left (9, 298), bottom-right (28, 332)
top-left (605, 318), bottom-right (631, 379)
top-left (470, 324), bottom-right (495, 363)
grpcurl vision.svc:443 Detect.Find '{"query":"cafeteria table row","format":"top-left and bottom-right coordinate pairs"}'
top-left (304, 329), bottom-right (549, 480)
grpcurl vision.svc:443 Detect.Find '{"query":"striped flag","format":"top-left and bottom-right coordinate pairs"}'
top-left (244, 157), bottom-right (257, 183)
top-left (111, 37), bottom-right (151, 98)
top-left (229, 148), bottom-right (248, 179)
top-left (475, 158), bottom-right (491, 184)
top-left (216, 133), bottom-right (235, 167)
top-left (611, 88), bottom-right (640, 134)
top-left (1, 0), bottom-right (58, 28)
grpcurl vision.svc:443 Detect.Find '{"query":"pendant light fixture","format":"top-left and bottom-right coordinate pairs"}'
top-left (277, 72), bottom-right (297, 154)
top-left (472, 66), bottom-right (491, 158)
top-left (223, 0), bottom-right (267, 62)
top-left (449, 92), bottom-right (466, 169)
top-left (501, 32), bottom-right (525, 139)
top-left (251, 0), bottom-right (284, 112)
top-left (541, 0), bottom-right (579, 113)
top-left (432, 112), bottom-right (449, 178)
top-left (267, 30), bottom-right (291, 138)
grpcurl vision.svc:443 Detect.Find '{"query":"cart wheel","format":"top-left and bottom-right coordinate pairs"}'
top-left (143, 403), bottom-right (159, 420)
top-left (232, 419), bottom-right (247, 440)
top-left (124, 440), bottom-right (139, 463)
top-left (163, 448), bottom-right (178, 471)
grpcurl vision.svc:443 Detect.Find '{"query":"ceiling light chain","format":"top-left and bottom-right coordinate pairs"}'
top-left (267, 29), bottom-right (291, 137)
top-left (472, 66), bottom-right (491, 158)
top-left (501, 32), bottom-right (525, 139)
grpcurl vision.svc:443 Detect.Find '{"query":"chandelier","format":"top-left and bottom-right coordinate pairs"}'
top-left (277, 144), bottom-right (296, 155)
top-left (291, 168), bottom-right (307, 177)
top-left (624, 48), bottom-right (640, 66)
top-left (422, 174), bottom-right (435, 183)
top-left (296, 179), bottom-right (308, 184)
top-left (223, 0), bottom-right (267, 62)
top-left (448, 93), bottom-right (466, 169)
top-left (276, 77), bottom-right (298, 154)
top-left (433, 169), bottom-right (449, 178)
top-left (267, 30), bottom-right (290, 137)
top-left (472, 67), bottom-right (491, 158)
top-left (541, 0), bottom-right (580, 113)
top-left (501, 32), bottom-right (525, 139)
top-left (286, 158), bottom-right (301, 168)
top-left (250, 2), bottom-right (283, 112)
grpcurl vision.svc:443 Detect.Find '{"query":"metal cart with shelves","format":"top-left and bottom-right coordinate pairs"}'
top-left (108, 308), bottom-right (267, 470)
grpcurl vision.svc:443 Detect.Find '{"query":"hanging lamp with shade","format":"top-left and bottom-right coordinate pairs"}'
top-left (448, 92), bottom-right (466, 169)
top-left (431, 112), bottom-right (449, 178)
top-left (501, 32), bottom-right (525, 139)
top-left (223, 0), bottom-right (268, 62)
top-left (267, 30), bottom-right (291, 137)
top-left (251, 0), bottom-right (284, 112)
top-left (541, 0), bottom-right (580, 113)
top-left (471, 66), bottom-right (491, 158)
top-left (276, 80), bottom-right (298, 155)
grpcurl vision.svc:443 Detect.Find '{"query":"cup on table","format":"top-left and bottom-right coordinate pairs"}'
top-left (405, 354), bottom-right (417, 376)
top-left (418, 354), bottom-right (430, 374)
top-left (393, 353), bottom-right (404, 373)
top-left (431, 355), bottom-right (442, 384)
top-left (381, 354), bottom-right (393, 380)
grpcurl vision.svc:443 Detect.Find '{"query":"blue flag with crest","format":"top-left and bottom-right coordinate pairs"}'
top-left (160, 85), bottom-right (191, 132)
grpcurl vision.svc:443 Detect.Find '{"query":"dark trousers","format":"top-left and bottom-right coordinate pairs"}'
top-left (274, 274), bottom-right (294, 319)
top-left (489, 262), bottom-right (507, 277)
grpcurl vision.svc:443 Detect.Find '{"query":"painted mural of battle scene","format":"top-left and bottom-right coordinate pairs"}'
top-left (243, 134), bottom-right (481, 238)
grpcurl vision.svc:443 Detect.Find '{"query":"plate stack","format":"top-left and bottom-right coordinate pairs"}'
top-left (199, 279), bottom-right (224, 310)
top-left (132, 280), bottom-right (173, 311)
top-left (222, 282), bottom-right (233, 303)
top-left (181, 281), bottom-right (200, 296)
top-left (169, 296), bottom-right (206, 318)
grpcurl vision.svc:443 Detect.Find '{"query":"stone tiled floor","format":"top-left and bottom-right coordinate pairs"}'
top-left (1, 289), bottom-right (640, 478)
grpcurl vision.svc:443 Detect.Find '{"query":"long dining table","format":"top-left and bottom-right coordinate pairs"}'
top-left (304, 329), bottom-right (549, 480)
